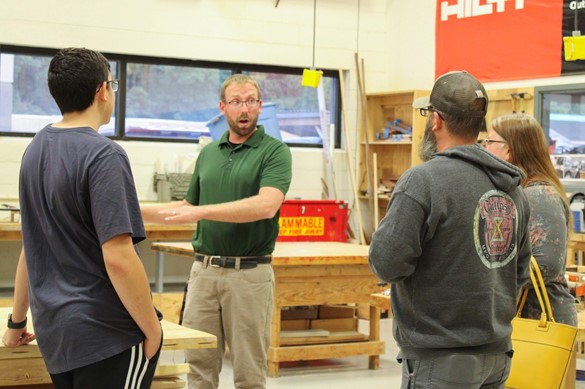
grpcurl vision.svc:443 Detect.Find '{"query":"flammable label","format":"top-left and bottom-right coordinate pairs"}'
top-left (278, 217), bottom-right (325, 236)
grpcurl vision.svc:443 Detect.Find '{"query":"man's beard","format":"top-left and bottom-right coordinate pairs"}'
top-left (227, 114), bottom-right (259, 138)
top-left (418, 117), bottom-right (437, 162)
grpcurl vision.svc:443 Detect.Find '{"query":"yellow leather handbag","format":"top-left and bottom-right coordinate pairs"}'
top-left (506, 257), bottom-right (577, 389)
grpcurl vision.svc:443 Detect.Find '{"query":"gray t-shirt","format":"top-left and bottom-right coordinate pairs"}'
top-left (19, 125), bottom-right (156, 374)
top-left (521, 182), bottom-right (577, 326)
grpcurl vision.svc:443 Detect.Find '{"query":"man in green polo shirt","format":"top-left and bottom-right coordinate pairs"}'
top-left (143, 74), bottom-right (292, 389)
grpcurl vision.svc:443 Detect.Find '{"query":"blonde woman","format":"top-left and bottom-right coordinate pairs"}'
top-left (484, 113), bottom-right (577, 326)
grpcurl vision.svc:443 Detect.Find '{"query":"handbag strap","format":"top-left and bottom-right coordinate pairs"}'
top-left (527, 256), bottom-right (556, 324)
top-left (515, 288), bottom-right (529, 316)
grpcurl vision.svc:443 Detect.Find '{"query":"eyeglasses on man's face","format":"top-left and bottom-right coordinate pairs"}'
top-left (481, 139), bottom-right (507, 147)
top-left (106, 79), bottom-right (120, 92)
top-left (96, 79), bottom-right (119, 93)
top-left (419, 107), bottom-right (443, 119)
top-left (225, 99), bottom-right (260, 108)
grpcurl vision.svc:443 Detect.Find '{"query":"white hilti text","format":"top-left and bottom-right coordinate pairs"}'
top-left (570, 1), bottom-right (585, 11)
top-left (441, 0), bottom-right (525, 21)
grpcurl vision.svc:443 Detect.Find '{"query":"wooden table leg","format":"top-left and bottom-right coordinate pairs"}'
top-left (368, 304), bottom-right (381, 369)
top-left (267, 303), bottom-right (281, 377)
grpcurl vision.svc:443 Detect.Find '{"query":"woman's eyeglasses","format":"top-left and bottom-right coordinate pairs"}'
top-left (480, 139), bottom-right (507, 146)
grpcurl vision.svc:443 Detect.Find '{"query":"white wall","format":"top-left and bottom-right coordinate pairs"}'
top-left (0, 0), bottom-right (393, 202)
top-left (0, 0), bottom-right (391, 286)
top-left (3, 0), bottom-right (585, 285)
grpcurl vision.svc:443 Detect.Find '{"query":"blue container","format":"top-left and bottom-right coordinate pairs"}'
top-left (573, 210), bottom-right (582, 233)
top-left (205, 102), bottom-right (281, 141)
top-left (571, 199), bottom-right (585, 232)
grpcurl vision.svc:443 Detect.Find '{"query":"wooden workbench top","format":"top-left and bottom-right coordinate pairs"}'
top-left (0, 222), bottom-right (21, 241)
top-left (0, 307), bottom-right (216, 360)
top-left (0, 222), bottom-right (196, 241)
top-left (0, 201), bottom-right (196, 241)
top-left (570, 232), bottom-right (585, 244)
top-left (0, 223), bottom-right (19, 231)
top-left (152, 241), bottom-right (370, 266)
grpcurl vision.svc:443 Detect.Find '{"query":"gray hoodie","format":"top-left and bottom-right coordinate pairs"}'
top-left (369, 144), bottom-right (531, 359)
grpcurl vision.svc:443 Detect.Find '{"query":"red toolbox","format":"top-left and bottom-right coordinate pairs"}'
top-left (277, 200), bottom-right (348, 242)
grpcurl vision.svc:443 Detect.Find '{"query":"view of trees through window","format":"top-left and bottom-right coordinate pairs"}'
top-left (0, 53), bottom-right (59, 133)
top-left (11, 54), bottom-right (58, 116)
top-left (0, 45), bottom-right (340, 147)
top-left (117, 63), bottom-right (226, 139)
top-left (246, 71), bottom-right (337, 144)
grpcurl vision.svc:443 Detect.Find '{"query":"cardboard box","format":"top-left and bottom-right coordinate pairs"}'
top-left (277, 200), bottom-right (348, 242)
top-left (310, 318), bottom-right (358, 332)
top-left (318, 304), bottom-right (356, 319)
top-left (280, 319), bottom-right (310, 331)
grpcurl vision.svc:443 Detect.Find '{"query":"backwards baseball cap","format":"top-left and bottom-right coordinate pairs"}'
top-left (413, 71), bottom-right (487, 118)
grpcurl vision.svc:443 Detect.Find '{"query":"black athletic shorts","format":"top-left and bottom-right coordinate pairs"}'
top-left (50, 338), bottom-right (163, 389)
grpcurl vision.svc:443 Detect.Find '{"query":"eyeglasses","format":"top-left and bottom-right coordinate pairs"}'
top-left (225, 99), bottom-right (260, 108)
top-left (96, 79), bottom-right (120, 93)
top-left (481, 139), bottom-right (507, 146)
top-left (106, 79), bottom-right (119, 92)
top-left (419, 107), bottom-right (443, 119)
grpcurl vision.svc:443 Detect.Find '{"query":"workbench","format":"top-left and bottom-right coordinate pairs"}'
top-left (0, 223), bottom-right (21, 241)
top-left (151, 241), bottom-right (385, 377)
top-left (0, 222), bottom-right (195, 293)
top-left (0, 222), bottom-right (194, 242)
top-left (0, 307), bottom-right (216, 388)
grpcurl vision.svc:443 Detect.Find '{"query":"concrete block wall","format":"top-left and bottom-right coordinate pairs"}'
top-left (16, 0), bottom-right (582, 288)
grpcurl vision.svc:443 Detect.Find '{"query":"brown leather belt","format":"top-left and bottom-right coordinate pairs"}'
top-left (194, 254), bottom-right (272, 269)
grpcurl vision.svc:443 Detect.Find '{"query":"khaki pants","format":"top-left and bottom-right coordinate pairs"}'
top-left (183, 261), bottom-right (274, 389)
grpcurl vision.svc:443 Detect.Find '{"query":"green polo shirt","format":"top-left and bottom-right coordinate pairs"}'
top-left (185, 126), bottom-right (292, 256)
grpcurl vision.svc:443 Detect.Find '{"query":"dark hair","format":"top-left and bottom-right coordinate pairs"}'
top-left (441, 107), bottom-right (485, 140)
top-left (48, 47), bottom-right (111, 114)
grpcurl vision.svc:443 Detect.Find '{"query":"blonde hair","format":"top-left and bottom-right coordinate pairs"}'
top-left (491, 114), bottom-right (568, 209)
top-left (220, 74), bottom-right (261, 102)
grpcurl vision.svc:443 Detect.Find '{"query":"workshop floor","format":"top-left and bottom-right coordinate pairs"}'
top-left (160, 317), bottom-right (403, 389)
top-left (161, 317), bottom-right (585, 389)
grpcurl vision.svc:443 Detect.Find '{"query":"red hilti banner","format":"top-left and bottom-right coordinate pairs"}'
top-left (436, 0), bottom-right (564, 82)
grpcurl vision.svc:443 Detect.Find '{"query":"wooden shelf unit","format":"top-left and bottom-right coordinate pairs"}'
top-left (359, 90), bottom-right (429, 236)
top-left (360, 87), bottom-right (535, 235)
top-left (362, 90), bottom-right (429, 183)
top-left (485, 87), bottom-right (535, 122)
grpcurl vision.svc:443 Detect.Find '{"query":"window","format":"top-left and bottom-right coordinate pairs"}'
top-left (0, 45), bottom-right (340, 147)
top-left (122, 62), bottom-right (228, 140)
top-left (243, 70), bottom-right (339, 145)
top-left (535, 84), bottom-right (585, 182)
top-left (536, 84), bottom-right (585, 155)
top-left (0, 51), bottom-right (60, 133)
top-left (0, 47), bottom-right (119, 135)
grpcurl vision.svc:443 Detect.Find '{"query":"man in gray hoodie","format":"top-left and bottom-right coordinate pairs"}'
top-left (369, 71), bottom-right (531, 389)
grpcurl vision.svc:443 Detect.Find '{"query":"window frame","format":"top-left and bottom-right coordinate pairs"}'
top-left (0, 44), bottom-right (341, 148)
